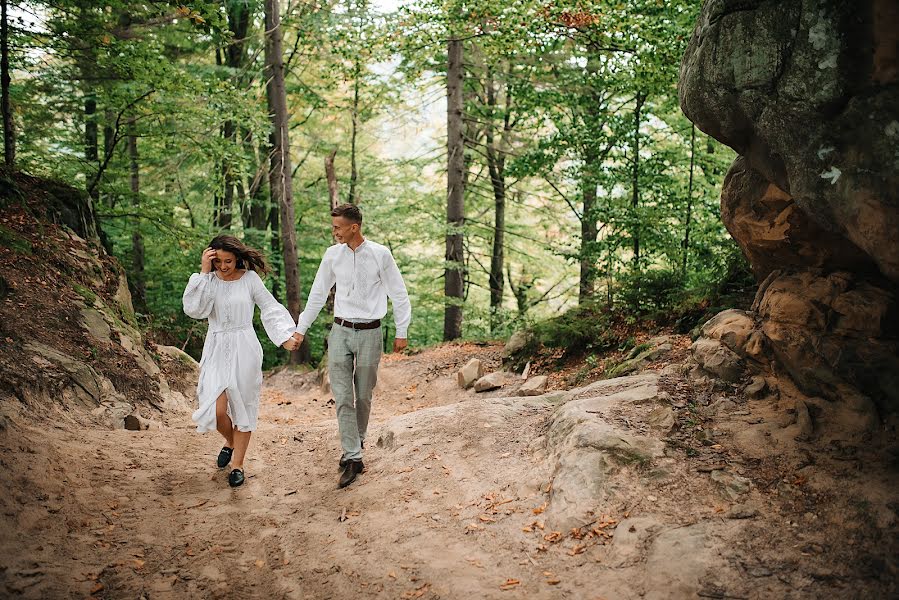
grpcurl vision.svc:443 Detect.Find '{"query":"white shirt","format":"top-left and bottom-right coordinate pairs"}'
top-left (296, 239), bottom-right (412, 338)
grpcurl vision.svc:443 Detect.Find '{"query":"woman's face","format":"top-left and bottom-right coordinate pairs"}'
top-left (212, 249), bottom-right (238, 276)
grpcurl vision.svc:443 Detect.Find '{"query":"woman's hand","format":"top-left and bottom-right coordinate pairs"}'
top-left (200, 248), bottom-right (216, 274)
top-left (282, 333), bottom-right (303, 351)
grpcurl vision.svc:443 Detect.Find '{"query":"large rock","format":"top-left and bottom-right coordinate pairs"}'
top-left (679, 1), bottom-right (899, 417)
top-left (690, 338), bottom-right (744, 383)
top-left (457, 358), bottom-right (485, 389)
top-left (473, 371), bottom-right (504, 392)
top-left (544, 374), bottom-right (664, 529)
top-left (680, 2), bottom-right (899, 282)
top-left (518, 375), bottom-right (547, 397)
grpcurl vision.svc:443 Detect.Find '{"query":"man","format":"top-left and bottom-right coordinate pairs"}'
top-left (294, 203), bottom-right (411, 488)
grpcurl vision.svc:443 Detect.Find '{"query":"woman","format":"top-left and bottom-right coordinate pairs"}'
top-left (182, 235), bottom-right (301, 487)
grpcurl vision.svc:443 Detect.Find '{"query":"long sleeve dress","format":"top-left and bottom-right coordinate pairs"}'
top-left (182, 270), bottom-right (295, 433)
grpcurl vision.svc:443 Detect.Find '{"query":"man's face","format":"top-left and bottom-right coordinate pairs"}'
top-left (332, 216), bottom-right (359, 244)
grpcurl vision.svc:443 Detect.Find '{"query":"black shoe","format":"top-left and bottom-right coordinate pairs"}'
top-left (228, 468), bottom-right (245, 487)
top-left (338, 460), bottom-right (364, 489)
top-left (217, 447), bottom-right (234, 468)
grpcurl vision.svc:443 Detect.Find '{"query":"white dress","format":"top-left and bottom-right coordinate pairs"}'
top-left (182, 270), bottom-right (295, 433)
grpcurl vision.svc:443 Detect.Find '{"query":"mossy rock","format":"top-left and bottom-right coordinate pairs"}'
top-left (0, 224), bottom-right (32, 255)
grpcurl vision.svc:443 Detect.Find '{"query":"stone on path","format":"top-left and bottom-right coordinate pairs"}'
top-left (457, 358), bottom-right (484, 389)
top-left (124, 411), bottom-right (161, 431)
top-left (473, 371), bottom-right (504, 392)
top-left (518, 375), bottom-right (547, 396)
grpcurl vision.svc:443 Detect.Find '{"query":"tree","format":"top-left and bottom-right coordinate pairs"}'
top-left (264, 0), bottom-right (309, 363)
top-left (1, 0), bottom-right (14, 167)
top-left (444, 37), bottom-right (465, 341)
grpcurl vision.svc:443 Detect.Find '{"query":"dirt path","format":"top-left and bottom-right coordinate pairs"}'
top-left (2, 345), bottom-right (575, 599)
top-left (2, 343), bottom-right (897, 599)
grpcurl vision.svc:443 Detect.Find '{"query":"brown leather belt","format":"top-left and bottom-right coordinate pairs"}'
top-left (334, 317), bottom-right (381, 330)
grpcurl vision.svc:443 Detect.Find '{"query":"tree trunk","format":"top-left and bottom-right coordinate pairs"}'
top-left (348, 59), bottom-right (360, 205)
top-left (128, 129), bottom-right (146, 313)
top-left (579, 179), bottom-right (598, 304)
top-left (1, 0), bottom-right (13, 168)
top-left (631, 92), bottom-right (645, 265)
top-left (444, 38), bottom-right (465, 341)
top-left (264, 0), bottom-right (308, 363)
top-left (682, 123), bottom-right (696, 279)
top-left (269, 202), bottom-right (281, 300)
top-left (484, 69), bottom-right (505, 333)
top-left (325, 149), bottom-right (340, 212)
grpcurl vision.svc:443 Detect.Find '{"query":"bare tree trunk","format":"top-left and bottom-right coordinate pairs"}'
top-left (579, 179), bottom-right (598, 304)
top-left (269, 203), bottom-right (281, 300)
top-left (444, 38), bottom-right (465, 341)
top-left (264, 0), bottom-right (309, 363)
top-left (1, 0), bottom-right (13, 168)
top-left (325, 149), bottom-right (340, 212)
top-left (128, 129), bottom-right (146, 313)
top-left (484, 68), bottom-right (505, 333)
top-left (681, 123), bottom-right (696, 279)
top-left (631, 92), bottom-right (645, 266)
top-left (348, 59), bottom-right (360, 204)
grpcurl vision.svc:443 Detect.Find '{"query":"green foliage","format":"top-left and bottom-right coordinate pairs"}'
top-left (7, 0), bottom-right (749, 368)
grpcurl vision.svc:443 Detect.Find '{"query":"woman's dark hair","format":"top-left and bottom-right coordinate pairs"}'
top-left (208, 235), bottom-right (271, 277)
top-left (331, 203), bottom-right (362, 224)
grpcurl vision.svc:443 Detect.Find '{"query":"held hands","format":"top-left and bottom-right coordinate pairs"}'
top-left (200, 248), bottom-right (217, 274)
top-left (282, 332), bottom-right (304, 351)
top-left (393, 338), bottom-right (408, 353)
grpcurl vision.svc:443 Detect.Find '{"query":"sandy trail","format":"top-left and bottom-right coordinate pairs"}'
top-left (3, 345), bottom-right (587, 599)
top-left (2, 343), bottom-right (897, 600)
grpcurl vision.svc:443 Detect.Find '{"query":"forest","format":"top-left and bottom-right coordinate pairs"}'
top-left (2, 0), bottom-right (743, 365)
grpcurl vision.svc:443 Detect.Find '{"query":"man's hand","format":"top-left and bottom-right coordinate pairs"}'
top-left (393, 338), bottom-right (408, 353)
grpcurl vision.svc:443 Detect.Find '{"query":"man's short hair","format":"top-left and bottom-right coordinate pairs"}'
top-left (331, 203), bottom-right (362, 224)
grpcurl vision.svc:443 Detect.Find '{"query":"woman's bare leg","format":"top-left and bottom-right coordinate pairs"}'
top-left (231, 430), bottom-right (252, 469)
top-left (215, 392), bottom-right (234, 448)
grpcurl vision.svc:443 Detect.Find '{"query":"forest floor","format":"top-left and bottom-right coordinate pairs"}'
top-left (1, 341), bottom-right (897, 599)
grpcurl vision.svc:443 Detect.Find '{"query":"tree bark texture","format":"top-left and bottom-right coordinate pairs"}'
top-left (128, 130), bottom-right (147, 313)
top-left (1, 0), bottom-right (14, 167)
top-left (264, 0), bottom-right (308, 362)
top-left (444, 38), bottom-right (465, 341)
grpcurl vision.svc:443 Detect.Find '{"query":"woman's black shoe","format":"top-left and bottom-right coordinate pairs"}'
top-left (217, 447), bottom-right (234, 468)
top-left (228, 468), bottom-right (245, 487)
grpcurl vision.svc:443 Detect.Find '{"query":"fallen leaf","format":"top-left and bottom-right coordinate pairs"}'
top-left (90, 583), bottom-right (104, 595)
top-left (499, 578), bottom-right (521, 591)
top-left (546, 578), bottom-right (561, 585)
top-left (388, 571), bottom-right (396, 578)
top-left (532, 502), bottom-right (547, 515)
top-left (544, 531), bottom-right (563, 543)
top-left (479, 515), bottom-right (496, 523)
top-left (131, 559), bottom-right (145, 569)
top-left (255, 559), bottom-right (265, 568)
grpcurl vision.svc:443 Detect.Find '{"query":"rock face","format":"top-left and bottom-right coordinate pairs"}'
top-left (0, 173), bottom-right (191, 429)
top-left (680, 1), bottom-right (899, 418)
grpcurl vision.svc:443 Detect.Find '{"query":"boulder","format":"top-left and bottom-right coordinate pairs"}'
top-left (647, 405), bottom-right (675, 433)
top-left (679, 0), bottom-right (899, 418)
top-left (473, 371), bottom-right (504, 392)
top-left (154, 344), bottom-right (199, 370)
top-left (518, 375), bottom-right (547, 397)
top-left (700, 309), bottom-right (754, 357)
top-left (502, 330), bottom-right (531, 358)
top-left (80, 308), bottom-right (111, 342)
top-left (690, 338), bottom-right (744, 383)
top-left (456, 358), bottom-right (485, 389)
